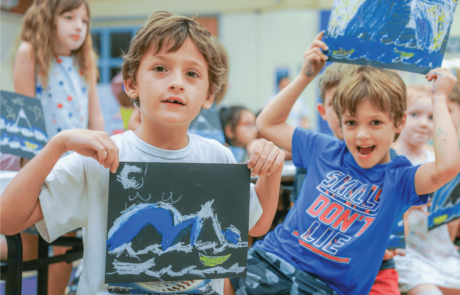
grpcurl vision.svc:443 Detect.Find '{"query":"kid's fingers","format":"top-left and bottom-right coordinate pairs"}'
top-left (247, 139), bottom-right (264, 170)
top-left (99, 136), bottom-right (120, 173)
top-left (90, 139), bottom-right (107, 165)
top-left (314, 31), bottom-right (325, 41)
top-left (267, 150), bottom-right (285, 176)
top-left (307, 48), bottom-right (328, 60)
top-left (310, 40), bottom-right (329, 51)
top-left (250, 141), bottom-right (274, 177)
top-left (258, 148), bottom-right (279, 176)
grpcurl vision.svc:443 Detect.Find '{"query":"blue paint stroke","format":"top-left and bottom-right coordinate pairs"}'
top-left (221, 228), bottom-right (240, 245)
top-left (428, 173), bottom-right (460, 230)
top-left (107, 203), bottom-right (202, 252)
top-left (325, 0), bottom-right (458, 73)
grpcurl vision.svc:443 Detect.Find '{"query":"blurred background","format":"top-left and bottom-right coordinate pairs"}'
top-left (1, 0), bottom-right (460, 134)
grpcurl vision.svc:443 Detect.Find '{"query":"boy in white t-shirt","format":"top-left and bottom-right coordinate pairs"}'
top-left (0, 11), bottom-right (285, 295)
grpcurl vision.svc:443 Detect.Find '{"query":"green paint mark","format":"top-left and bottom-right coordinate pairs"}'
top-left (394, 48), bottom-right (415, 59)
top-left (332, 48), bottom-right (355, 57)
top-left (434, 214), bottom-right (448, 224)
top-left (199, 253), bottom-right (231, 267)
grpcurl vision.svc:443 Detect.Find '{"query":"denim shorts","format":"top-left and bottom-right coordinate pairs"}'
top-left (230, 248), bottom-right (338, 295)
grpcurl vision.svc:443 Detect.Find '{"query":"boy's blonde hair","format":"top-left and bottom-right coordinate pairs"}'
top-left (122, 11), bottom-right (225, 107)
top-left (18, 0), bottom-right (97, 86)
top-left (333, 66), bottom-right (406, 140)
top-left (318, 63), bottom-right (358, 103)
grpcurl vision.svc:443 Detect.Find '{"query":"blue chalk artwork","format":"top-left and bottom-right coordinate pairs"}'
top-left (0, 90), bottom-right (48, 159)
top-left (428, 174), bottom-right (460, 230)
top-left (324, 0), bottom-right (458, 74)
top-left (387, 215), bottom-right (405, 250)
top-left (105, 162), bottom-right (250, 290)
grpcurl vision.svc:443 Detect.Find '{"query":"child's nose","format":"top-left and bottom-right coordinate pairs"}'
top-left (168, 71), bottom-right (185, 92)
top-left (356, 127), bottom-right (370, 139)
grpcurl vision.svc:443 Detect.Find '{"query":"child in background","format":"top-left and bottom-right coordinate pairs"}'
top-left (228, 31), bottom-right (460, 295)
top-left (5, 0), bottom-right (103, 294)
top-left (220, 106), bottom-right (258, 163)
top-left (393, 86), bottom-right (460, 295)
top-left (0, 11), bottom-right (284, 295)
top-left (111, 72), bottom-right (134, 130)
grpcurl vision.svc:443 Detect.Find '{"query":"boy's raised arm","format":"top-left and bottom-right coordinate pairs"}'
top-left (256, 32), bottom-right (329, 152)
top-left (414, 68), bottom-right (460, 195)
top-left (0, 130), bottom-right (119, 236)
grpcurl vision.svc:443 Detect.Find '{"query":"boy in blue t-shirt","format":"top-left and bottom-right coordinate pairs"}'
top-left (226, 32), bottom-right (460, 295)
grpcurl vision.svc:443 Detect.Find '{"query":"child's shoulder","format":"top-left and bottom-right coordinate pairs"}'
top-left (190, 133), bottom-right (232, 151)
top-left (17, 41), bottom-right (34, 57)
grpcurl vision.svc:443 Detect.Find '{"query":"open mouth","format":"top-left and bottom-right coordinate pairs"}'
top-left (357, 145), bottom-right (375, 157)
top-left (163, 99), bottom-right (185, 106)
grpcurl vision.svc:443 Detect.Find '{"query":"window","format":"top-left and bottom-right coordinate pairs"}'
top-left (91, 27), bottom-right (140, 84)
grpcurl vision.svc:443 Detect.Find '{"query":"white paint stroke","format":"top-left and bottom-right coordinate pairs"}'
top-left (117, 163), bottom-right (144, 189)
top-left (110, 260), bottom-right (246, 278)
top-left (112, 258), bottom-right (156, 275)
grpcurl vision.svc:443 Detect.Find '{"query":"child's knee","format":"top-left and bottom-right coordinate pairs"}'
top-left (408, 284), bottom-right (443, 295)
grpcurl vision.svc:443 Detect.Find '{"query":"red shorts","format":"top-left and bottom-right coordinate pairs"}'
top-left (369, 268), bottom-right (400, 295)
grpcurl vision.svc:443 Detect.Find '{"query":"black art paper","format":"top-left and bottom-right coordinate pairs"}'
top-left (105, 162), bottom-right (250, 285)
top-left (0, 90), bottom-right (48, 159)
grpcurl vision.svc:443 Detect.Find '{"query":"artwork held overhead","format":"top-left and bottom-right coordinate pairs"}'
top-left (324, 0), bottom-right (458, 74)
top-left (0, 90), bottom-right (48, 159)
top-left (105, 162), bottom-right (250, 289)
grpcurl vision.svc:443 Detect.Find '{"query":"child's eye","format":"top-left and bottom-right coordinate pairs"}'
top-left (429, 115), bottom-right (433, 120)
top-left (65, 16), bottom-right (72, 20)
top-left (186, 71), bottom-right (198, 78)
top-left (410, 112), bottom-right (418, 117)
top-left (82, 19), bottom-right (88, 24)
top-left (153, 66), bottom-right (166, 72)
top-left (371, 120), bottom-right (382, 126)
top-left (345, 121), bottom-right (356, 126)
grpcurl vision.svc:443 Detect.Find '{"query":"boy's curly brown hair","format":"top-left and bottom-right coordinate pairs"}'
top-left (333, 66), bottom-right (407, 141)
top-left (121, 11), bottom-right (226, 107)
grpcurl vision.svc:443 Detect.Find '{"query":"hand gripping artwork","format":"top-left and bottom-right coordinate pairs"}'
top-left (0, 90), bottom-right (48, 159)
top-left (324, 0), bottom-right (458, 74)
top-left (105, 162), bottom-right (250, 293)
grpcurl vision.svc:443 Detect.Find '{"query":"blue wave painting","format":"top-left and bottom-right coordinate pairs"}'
top-left (105, 162), bottom-right (250, 285)
top-left (324, 0), bottom-right (458, 74)
top-left (428, 173), bottom-right (460, 230)
top-left (387, 215), bottom-right (405, 249)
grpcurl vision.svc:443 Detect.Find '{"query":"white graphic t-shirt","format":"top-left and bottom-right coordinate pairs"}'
top-left (36, 131), bottom-right (262, 295)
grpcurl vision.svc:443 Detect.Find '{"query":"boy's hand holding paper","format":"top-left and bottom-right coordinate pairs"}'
top-left (300, 31), bottom-right (329, 80)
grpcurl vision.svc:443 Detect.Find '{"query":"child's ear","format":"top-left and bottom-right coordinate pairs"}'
top-left (224, 125), bottom-right (234, 140)
top-left (395, 113), bottom-right (407, 133)
top-left (202, 92), bottom-right (214, 109)
top-left (124, 79), bottom-right (139, 99)
top-left (317, 103), bottom-right (327, 120)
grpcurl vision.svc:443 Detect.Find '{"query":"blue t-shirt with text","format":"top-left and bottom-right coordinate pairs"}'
top-left (254, 128), bottom-right (428, 295)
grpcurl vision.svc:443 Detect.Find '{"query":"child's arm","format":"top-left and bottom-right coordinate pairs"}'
top-left (13, 42), bottom-right (36, 98)
top-left (88, 67), bottom-right (105, 131)
top-left (256, 32), bottom-right (329, 152)
top-left (247, 139), bottom-right (285, 236)
top-left (414, 68), bottom-right (460, 195)
top-left (0, 130), bottom-right (119, 236)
